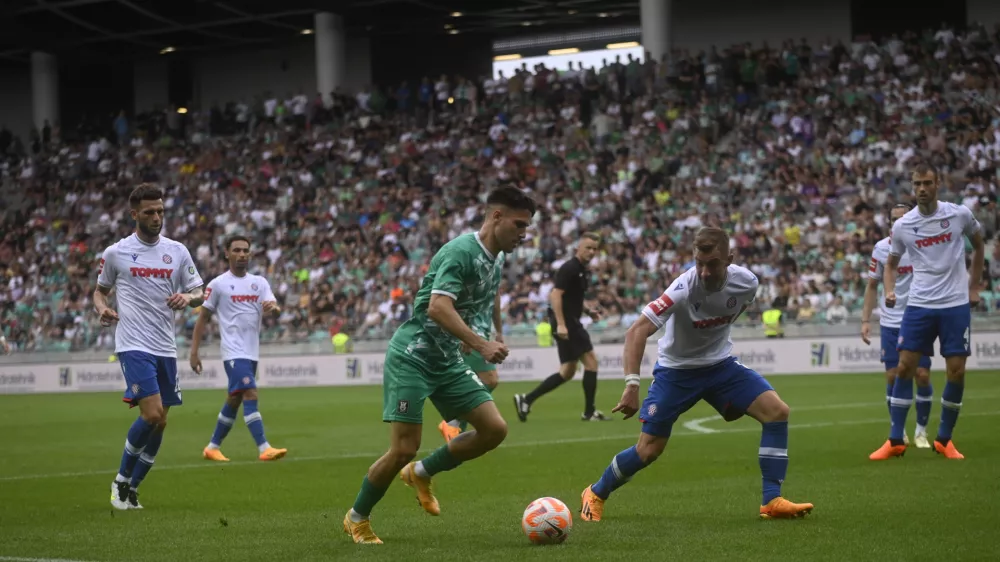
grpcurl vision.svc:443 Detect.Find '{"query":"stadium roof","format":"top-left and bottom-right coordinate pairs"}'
top-left (0, 0), bottom-right (640, 62)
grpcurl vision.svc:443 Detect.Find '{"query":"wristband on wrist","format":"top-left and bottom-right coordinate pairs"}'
top-left (625, 374), bottom-right (640, 387)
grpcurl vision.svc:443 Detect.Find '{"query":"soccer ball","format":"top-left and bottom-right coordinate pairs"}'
top-left (521, 497), bottom-right (573, 545)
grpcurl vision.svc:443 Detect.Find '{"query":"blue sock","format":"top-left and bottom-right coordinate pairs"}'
top-left (117, 417), bottom-right (155, 480)
top-left (129, 427), bottom-right (164, 490)
top-left (591, 446), bottom-right (648, 500)
top-left (915, 383), bottom-right (933, 429)
top-left (885, 382), bottom-right (893, 417)
top-left (209, 402), bottom-right (238, 447)
top-left (937, 381), bottom-right (964, 443)
top-left (243, 400), bottom-right (269, 452)
top-left (889, 377), bottom-right (914, 441)
top-left (760, 421), bottom-right (789, 505)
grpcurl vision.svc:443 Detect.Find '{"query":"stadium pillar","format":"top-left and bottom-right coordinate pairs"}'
top-left (640, 0), bottom-right (672, 63)
top-left (31, 51), bottom-right (59, 132)
top-left (315, 12), bottom-right (346, 105)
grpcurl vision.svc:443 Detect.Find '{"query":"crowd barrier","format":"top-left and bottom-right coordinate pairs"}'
top-left (3, 332), bottom-right (1000, 395)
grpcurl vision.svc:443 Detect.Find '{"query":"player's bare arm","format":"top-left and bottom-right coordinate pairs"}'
top-left (167, 286), bottom-right (204, 310)
top-left (94, 284), bottom-right (119, 325)
top-left (861, 277), bottom-right (879, 345)
top-left (263, 300), bottom-right (281, 316)
top-left (549, 288), bottom-right (568, 339)
top-left (0, 332), bottom-right (9, 355)
top-left (189, 306), bottom-right (213, 374)
top-left (969, 230), bottom-right (985, 305)
top-left (614, 315), bottom-right (660, 419)
top-left (492, 291), bottom-right (503, 343)
top-left (427, 294), bottom-right (508, 363)
top-left (883, 253), bottom-right (900, 308)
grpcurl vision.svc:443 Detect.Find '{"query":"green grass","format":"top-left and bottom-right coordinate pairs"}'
top-left (1, 373), bottom-right (1000, 562)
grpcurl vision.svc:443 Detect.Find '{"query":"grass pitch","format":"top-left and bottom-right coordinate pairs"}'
top-left (1, 372), bottom-right (999, 561)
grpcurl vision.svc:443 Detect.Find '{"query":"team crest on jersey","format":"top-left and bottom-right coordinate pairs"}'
top-left (726, 297), bottom-right (737, 308)
top-left (940, 219), bottom-right (950, 229)
top-left (162, 254), bottom-right (173, 264)
top-left (251, 284), bottom-right (258, 291)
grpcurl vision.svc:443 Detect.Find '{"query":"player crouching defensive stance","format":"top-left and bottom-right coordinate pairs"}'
top-left (580, 228), bottom-right (813, 522)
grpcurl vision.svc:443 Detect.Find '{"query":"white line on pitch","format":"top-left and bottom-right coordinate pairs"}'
top-left (0, 557), bottom-right (95, 562)
top-left (2, 409), bottom-right (998, 483)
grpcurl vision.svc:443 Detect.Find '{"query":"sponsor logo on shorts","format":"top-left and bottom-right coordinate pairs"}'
top-left (647, 404), bottom-right (657, 416)
top-left (242, 377), bottom-right (251, 385)
top-left (398, 400), bottom-right (409, 414)
top-left (131, 383), bottom-right (140, 395)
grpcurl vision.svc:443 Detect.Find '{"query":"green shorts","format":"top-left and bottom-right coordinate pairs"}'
top-left (382, 346), bottom-right (494, 424)
top-left (463, 349), bottom-right (497, 374)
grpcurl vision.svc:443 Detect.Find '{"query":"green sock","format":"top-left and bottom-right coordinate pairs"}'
top-left (352, 475), bottom-right (389, 517)
top-left (421, 444), bottom-right (463, 477)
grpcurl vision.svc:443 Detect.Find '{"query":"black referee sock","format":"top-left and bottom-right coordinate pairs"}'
top-left (582, 370), bottom-right (598, 415)
top-left (525, 373), bottom-right (566, 405)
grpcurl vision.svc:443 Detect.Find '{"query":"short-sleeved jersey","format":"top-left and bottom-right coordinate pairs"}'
top-left (389, 232), bottom-right (505, 366)
top-left (551, 257), bottom-right (588, 325)
top-left (97, 234), bottom-right (204, 357)
top-left (641, 265), bottom-right (759, 369)
top-left (890, 201), bottom-right (981, 309)
top-left (868, 237), bottom-right (915, 328)
top-left (202, 270), bottom-right (276, 362)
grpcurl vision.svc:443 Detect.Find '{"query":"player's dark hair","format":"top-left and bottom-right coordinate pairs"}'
top-left (128, 183), bottom-right (163, 209)
top-left (892, 203), bottom-right (914, 211)
top-left (694, 227), bottom-right (730, 256)
top-left (486, 186), bottom-right (538, 215)
top-left (225, 235), bottom-right (251, 251)
top-left (582, 232), bottom-right (602, 244)
top-left (910, 162), bottom-right (938, 180)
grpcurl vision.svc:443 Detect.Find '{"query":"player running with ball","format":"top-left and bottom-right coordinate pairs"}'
top-left (870, 164), bottom-right (984, 461)
top-left (343, 186), bottom-right (536, 544)
top-left (580, 227), bottom-right (813, 521)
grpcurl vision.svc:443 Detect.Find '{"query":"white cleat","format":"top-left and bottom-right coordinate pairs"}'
top-left (110, 481), bottom-right (130, 511)
top-left (913, 431), bottom-right (931, 449)
top-left (902, 433), bottom-right (910, 446)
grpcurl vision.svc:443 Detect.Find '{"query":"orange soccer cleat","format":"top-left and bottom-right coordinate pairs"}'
top-left (759, 497), bottom-right (814, 519)
top-left (579, 485), bottom-right (605, 522)
top-left (400, 462), bottom-right (441, 516)
top-left (202, 447), bottom-right (230, 462)
top-left (933, 439), bottom-right (965, 459)
top-left (869, 440), bottom-right (907, 461)
top-left (343, 511), bottom-right (383, 544)
top-left (438, 420), bottom-right (461, 443)
top-left (259, 447), bottom-right (288, 461)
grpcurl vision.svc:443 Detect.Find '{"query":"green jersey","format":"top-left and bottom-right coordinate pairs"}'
top-left (389, 232), bottom-right (505, 366)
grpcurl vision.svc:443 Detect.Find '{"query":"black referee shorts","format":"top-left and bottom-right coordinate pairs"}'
top-left (555, 324), bottom-right (594, 365)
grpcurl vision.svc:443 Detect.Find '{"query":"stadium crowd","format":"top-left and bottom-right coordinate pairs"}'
top-left (2, 23), bottom-right (1000, 353)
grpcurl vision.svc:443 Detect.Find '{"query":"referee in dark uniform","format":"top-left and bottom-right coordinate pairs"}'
top-left (514, 233), bottom-right (609, 421)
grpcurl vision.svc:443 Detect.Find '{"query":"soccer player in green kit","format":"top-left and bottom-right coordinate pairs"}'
top-left (344, 186), bottom-right (537, 544)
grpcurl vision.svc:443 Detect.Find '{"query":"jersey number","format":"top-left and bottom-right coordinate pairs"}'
top-left (964, 327), bottom-right (971, 352)
top-left (467, 370), bottom-right (485, 387)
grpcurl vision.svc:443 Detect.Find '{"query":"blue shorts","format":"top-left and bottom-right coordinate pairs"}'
top-left (639, 357), bottom-right (774, 438)
top-left (224, 359), bottom-right (259, 395)
top-left (897, 304), bottom-right (971, 358)
top-left (880, 326), bottom-right (932, 370)
top-left (118, 351), bottom-right (181, 408)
